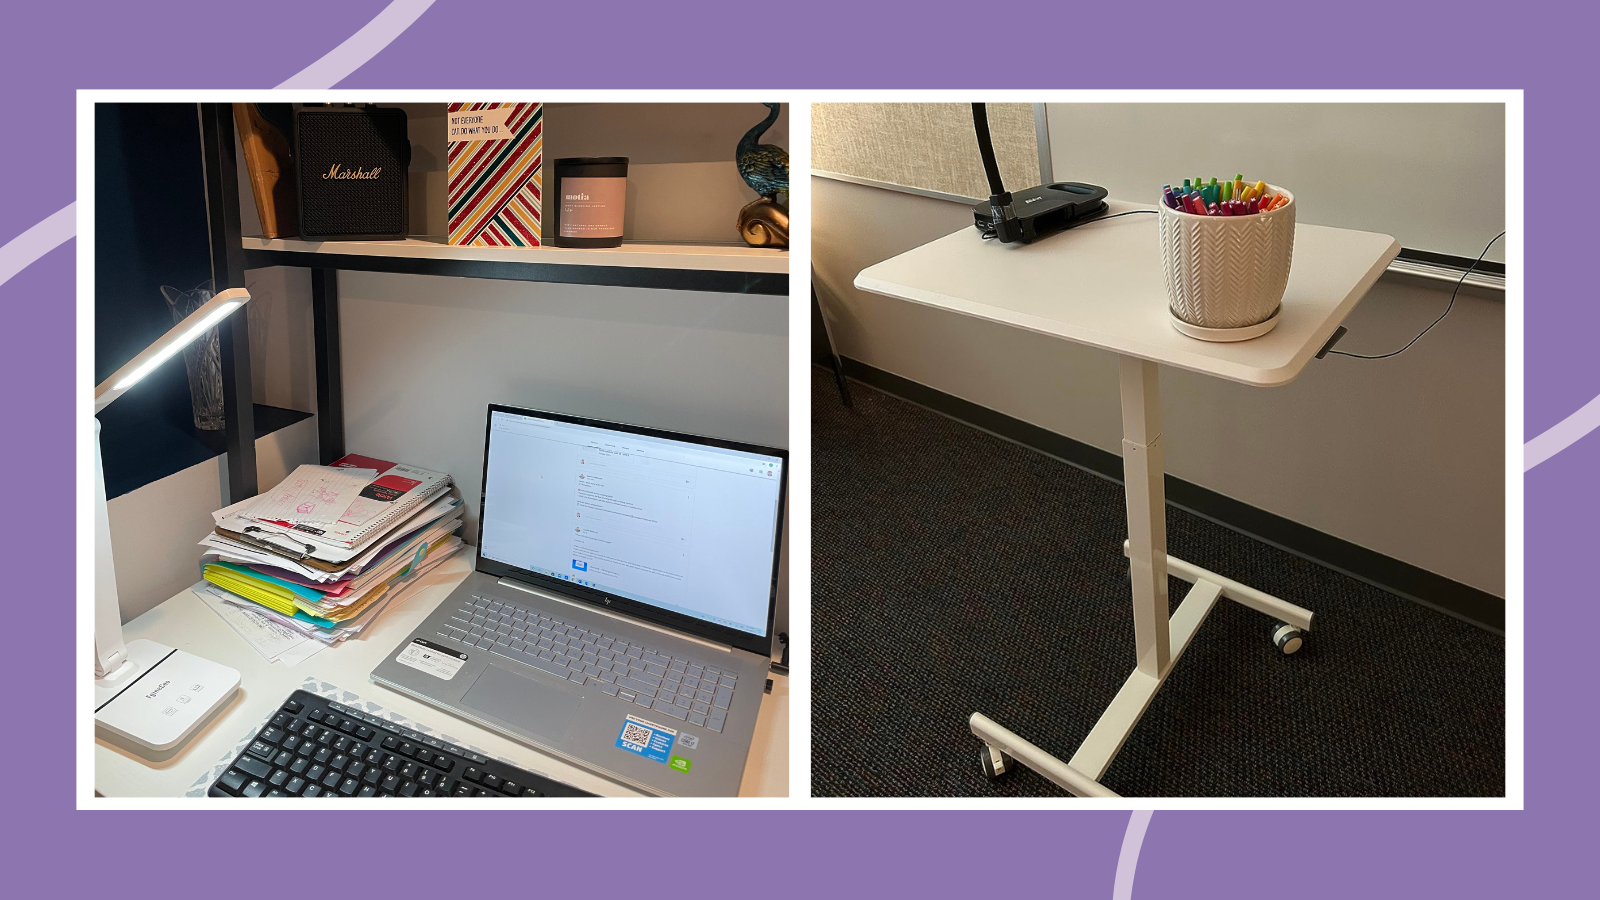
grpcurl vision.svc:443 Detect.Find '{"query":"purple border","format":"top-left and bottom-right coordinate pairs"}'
top-left (7, 1), bottom-right (1580, 896)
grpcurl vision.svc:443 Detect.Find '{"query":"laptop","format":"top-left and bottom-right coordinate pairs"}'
top-left (371, 404), bottom-right (786, 796)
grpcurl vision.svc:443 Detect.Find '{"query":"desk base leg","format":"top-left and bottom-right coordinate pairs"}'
top-left (1120, 541), bottom-right (1315, 633)
top-left (969, 559), bottom-right (1315, 796)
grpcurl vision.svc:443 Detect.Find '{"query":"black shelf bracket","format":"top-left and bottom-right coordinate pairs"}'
top-left (311, 268), bottom-right (346, 464)
top-left (200, 102), bottom-right (257, 504)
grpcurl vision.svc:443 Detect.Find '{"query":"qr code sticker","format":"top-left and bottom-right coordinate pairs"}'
top-left (621, 722), bottom-right (653, 747)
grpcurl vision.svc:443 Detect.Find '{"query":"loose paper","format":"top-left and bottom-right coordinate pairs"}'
top-left (244, 465), bottom-right (377, 527)
top-left (193, 581), bottom-right (311, 662)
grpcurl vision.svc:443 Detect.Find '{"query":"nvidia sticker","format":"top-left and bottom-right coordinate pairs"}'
top-left (668, 755), bottom-right (692, 773)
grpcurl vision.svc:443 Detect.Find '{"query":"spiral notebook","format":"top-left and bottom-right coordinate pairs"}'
top-left (213, 456), bottom-right (453, 568)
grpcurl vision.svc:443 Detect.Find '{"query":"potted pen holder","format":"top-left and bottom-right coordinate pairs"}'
top-left (1158, 185), bottom-right (1295, 341)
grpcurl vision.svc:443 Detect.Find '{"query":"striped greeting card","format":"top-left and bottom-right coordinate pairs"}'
top-left (446, 102), bottom-right (544, 246)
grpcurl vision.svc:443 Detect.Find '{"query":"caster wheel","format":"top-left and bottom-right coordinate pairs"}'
top-left (1271, 623), bottom-right (1304, 655)
top-left (979, 744), bottom-right (1014, 781)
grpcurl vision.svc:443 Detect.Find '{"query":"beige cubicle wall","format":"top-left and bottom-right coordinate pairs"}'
top-left (811, 102), bottom-right (1038, 199)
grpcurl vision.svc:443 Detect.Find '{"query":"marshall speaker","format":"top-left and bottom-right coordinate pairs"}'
top-left (294, 105), bottom-right (412, 240)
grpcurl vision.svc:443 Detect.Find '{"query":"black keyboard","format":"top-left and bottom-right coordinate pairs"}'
top-left (207, 690), bottom-right (594, 798)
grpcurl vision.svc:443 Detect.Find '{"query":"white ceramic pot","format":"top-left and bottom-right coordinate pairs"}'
top-left (1158, 185), bottom-right (1295, 339)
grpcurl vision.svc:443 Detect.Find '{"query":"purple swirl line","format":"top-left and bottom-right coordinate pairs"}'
top-left (1113, 810), bottom-right (1154, 899)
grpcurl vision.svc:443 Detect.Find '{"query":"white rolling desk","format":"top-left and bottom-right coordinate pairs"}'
top-left (94, 551), bottom-right (789, 798)
top-left (854, 200), bottom-right (1399, 797)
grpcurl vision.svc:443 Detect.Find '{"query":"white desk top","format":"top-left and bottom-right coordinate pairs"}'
top-left (854, 201), bottom-right (1400, 387)
top-left (94, 552), bottom-right (788, 798)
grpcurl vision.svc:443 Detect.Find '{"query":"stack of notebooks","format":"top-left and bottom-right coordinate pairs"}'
top-left (198, 454), bottom-right (465, 647)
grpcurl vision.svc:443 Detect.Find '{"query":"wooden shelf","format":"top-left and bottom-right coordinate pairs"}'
top-left (241, 236), bottom-right (788, 295)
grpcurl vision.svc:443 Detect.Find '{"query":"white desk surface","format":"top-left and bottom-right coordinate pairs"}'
top-left (854, 201), bottom-right (1401, 387)
top-left (94, 552), bottom-right (789, 798)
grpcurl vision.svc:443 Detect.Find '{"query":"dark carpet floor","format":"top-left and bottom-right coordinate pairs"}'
top-left (810, 366), bottom-right (1505, 797)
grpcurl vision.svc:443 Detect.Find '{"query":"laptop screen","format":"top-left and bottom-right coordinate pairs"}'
top-left (476, 407), bottom-right (785, 645)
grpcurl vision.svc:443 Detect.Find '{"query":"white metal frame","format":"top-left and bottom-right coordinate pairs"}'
top-left (968, 356), bottom-right (1317, 797)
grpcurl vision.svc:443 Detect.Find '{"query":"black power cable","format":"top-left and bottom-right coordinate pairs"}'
top-left (1327, 231), bottom-right (1505, 360)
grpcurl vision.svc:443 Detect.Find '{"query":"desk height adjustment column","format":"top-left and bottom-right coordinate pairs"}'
top-left (1119, 357), bottom-right (1171, 679)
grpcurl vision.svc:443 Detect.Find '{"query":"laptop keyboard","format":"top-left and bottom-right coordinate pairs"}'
top-left (439, 593), bottom-right (740, 732)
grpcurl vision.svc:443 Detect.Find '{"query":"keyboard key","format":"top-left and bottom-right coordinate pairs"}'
top-left (285, 776), bottom-right (306, 794)
top-left (322, 771), bottom-right (342, 789)
top-left (307, 709), bottom-right (324, 722)
top-left (273, 750), bottom-right (294, 767)
top-left (652, 700), bottom-right (688, 720)
top-left (688, 712), bottom-right (706, 727)
top-left (282, 734), bottom-right (301, 752)
top-left (398, 781), bottom-right (418, 797)
top-left (619, 676), bottom-right (659, 696)
top-left (398, 742), bottom-right (416, 757)
top-left (567, 671), bottom-right (587, 685)
top-left (357, 786), bottom-right (377, 797)
top-left (453, 783), bottom-right (473, 797)
top-left (347, 761), bottom-right (365, 780)
top-left (463, 766), bottom-right (484, 783)
top-left (382, 774), bottom-right (401, 792)
top-left (307, 764), bottom-right (326, 782)
top-left (242, 779), bottom-right (267, 798)
top-left (289, 757), bottom-right (309, 775)
top-left (618, 690), bottom-right (636, 702)
top-left (600, 684), bottom-right (620, 696)
top-left (415, 750), bottom-right (433, 765)
top-left (302, 784), bottom-right (323, 797)
top-left (434, 756), bottom-right (454, 773)
top-left (482, 774), bottom-right (501, 790)
top-left (284, 699), bottom-right (303, 714)
top-left (247, 741), bottom-right (275, 761)
top-left (340, 777), bottom-right (360, 796)
top-left (713, 687), bottom-right (734, 710)
top-left (707, 709), bottom-right (727, 732)
top-left (235, 755), bottom-right (273, 779)
top-left (218, 769), bottom-right (248, 794)
top-left (634, 694), bottom-right (653, 708)
top-left (329, 754), bottom-right (348, 772)
top-left (269, 769), bottom-right (289, 787)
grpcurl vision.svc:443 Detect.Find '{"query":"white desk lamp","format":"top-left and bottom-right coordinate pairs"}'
top-left (93, 287), bottom-right (250, 754)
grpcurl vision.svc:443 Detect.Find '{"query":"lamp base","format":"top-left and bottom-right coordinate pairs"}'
top-left (94, 639), bottom-right (240, 753)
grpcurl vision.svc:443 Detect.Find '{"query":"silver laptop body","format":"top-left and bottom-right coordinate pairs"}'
top-left (372, 404), bottom-right (786, 797)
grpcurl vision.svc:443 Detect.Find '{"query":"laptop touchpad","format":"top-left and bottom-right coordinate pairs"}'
top-left (461, 664), bottom-right (582, 742)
